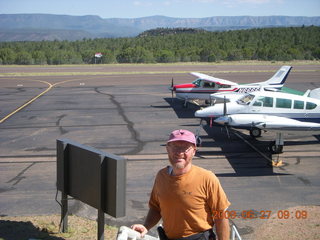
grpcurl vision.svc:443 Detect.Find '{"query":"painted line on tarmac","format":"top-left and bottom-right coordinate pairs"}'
top-left (0, 78), bottom-right (86, 124)
top-left (0, 80), bottom-right (53, 123)
top-left (232, 130), bottom-right (272, 163)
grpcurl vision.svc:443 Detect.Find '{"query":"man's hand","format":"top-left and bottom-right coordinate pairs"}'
top-left (131, 208), bottom-right (161, 238)
top-left (131, 224), bottom-right (148, 238)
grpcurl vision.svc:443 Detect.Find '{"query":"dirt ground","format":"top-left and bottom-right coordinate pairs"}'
top-left (0, 215), bottom-right (117, 240)
top-left (252, 205), bottom-right (320, 240)
top-left (0, 205), bottom-right (319, 240)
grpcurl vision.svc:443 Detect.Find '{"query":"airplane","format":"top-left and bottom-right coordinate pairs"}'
top-left (169, 65), bottom-right (292, 107)
top-left (194, 88), bottom-right (320, 154)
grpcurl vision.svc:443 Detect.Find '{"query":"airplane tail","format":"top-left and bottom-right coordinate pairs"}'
top-left (264, 65), bottom-right (292, 86)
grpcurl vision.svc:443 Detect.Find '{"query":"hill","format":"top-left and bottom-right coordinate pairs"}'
top-left (0, 14), bottom-right (319, 41)
top-left (1, 26), bottom-right (319, 64)
top-left (138, 28), bottom-right (208, 37)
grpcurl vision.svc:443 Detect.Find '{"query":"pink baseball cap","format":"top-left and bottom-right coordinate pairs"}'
top-left (167, 129), bottom-right (196, 145)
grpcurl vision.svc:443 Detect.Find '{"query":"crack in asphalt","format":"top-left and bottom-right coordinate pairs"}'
top-left (94, 87), bottom-right (145, 155)
top-left (56, 114), bottom-right (68, 135)
top-left (6, 162), bottom-right (36, 186)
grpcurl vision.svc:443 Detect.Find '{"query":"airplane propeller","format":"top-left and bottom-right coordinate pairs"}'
top-left (171, 78), bottom-right (174, 102)
top-left (222, 96), bottom-right (231, 138)
top-left (223, 96), bottom-right (227, 116)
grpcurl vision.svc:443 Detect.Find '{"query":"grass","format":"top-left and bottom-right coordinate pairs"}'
top-left (0, 60), bottom-right (319, 77)
top-left (0, 215), bottom-right (118, 240)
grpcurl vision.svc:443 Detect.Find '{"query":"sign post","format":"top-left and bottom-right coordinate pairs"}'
top-left (57, 139), bottom-right (126, 240)
top-left (95, 52), bottom-right (103, 64)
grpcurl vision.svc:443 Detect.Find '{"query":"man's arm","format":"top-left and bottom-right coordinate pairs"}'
top-left (131, 208), bottom-right (161, 237)
top-left (214, 217), bottom-right (230, 240)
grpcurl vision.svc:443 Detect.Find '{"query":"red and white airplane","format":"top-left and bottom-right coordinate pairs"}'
top-left (170, 66), bottom-right (292, 106)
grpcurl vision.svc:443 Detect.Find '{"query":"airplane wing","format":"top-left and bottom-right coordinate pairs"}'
top-left (210, 92), bottom-right (245, 102)
top-left (309, 88), bottom-right (320, 100)
top-left (190, 72), bottom-right (238, 86)
top-left (215, 114), bottom-right (320, 131)
top-left (262, 87), bottom-right (280, 92)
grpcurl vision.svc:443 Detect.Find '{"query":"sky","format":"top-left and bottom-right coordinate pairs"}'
top-left (0, 0), bottom-right (319, 19)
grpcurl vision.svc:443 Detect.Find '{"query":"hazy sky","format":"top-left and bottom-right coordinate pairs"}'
top-left (1, 0), bottom-right (319, 18)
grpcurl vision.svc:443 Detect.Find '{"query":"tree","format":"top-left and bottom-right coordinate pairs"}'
top-left (117, 47), bottom-right (154, 63)
top-left (0, 48), bottom-right (16, 64)
top-left (15, 51), bottom-right (33, 65)
top-left (1, 26), bottom-right (320, 64)
top-left (156, 50), bottom-right (175, 63)
top-left (101, 53), bottom-right (117, 64)
top-left (33, 51), bottom-right (47, 65)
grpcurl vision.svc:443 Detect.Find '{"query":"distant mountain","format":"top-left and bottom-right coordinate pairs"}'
top-left (0, 29), bottom-right (93, 41)
top-left (0, 14), bottom-right (319, 41)
top-left (108, 15), bottom-right (320, 29)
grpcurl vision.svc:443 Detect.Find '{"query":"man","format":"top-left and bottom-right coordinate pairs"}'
top-left (132, 129), bottom-right (230, 240)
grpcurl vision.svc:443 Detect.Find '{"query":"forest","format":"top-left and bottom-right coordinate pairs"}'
top-left (0, 26), bottom-right (319, 65)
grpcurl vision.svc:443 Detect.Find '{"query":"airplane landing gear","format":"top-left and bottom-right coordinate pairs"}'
top-left (183, 97), bottom-right (189, 108)
top-left (250, 128), bottom-right (262, 138)
top-left (196, 135), bottom-right (202, 147)
top-left (269, 141), bottom-right (283, 154)
top-left (268, 132), bottom-right (284, 154)
top-left (195, 121), bottom-right (203, 147)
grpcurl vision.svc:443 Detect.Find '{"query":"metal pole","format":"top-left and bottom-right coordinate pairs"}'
top-left (98, 208), bottom-right (105, 240)
top-left (61, 191), bottom-right (68, 232)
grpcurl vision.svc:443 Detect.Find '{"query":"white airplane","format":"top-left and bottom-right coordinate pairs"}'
top-left (194, 88), bottom-right (320, 154)
top-left (170, 66), bottom-right (292, 106)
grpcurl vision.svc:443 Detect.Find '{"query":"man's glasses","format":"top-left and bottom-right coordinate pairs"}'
top-left (167, 145), bottom-right (195, 153)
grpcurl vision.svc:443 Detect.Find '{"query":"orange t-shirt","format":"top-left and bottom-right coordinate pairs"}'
top-left (149, 165), bottom-right (230, 239)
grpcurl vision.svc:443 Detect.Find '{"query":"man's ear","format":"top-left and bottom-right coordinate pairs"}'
top-left (192, 147), bottom-right (197, 155)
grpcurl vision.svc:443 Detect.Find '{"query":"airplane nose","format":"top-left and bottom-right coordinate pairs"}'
top-left (195, 108), bottom-right (214, 118)
top-left (195, 105), bottom-right (224, 118)
top-left (195, 109), bottom-right (205, 118)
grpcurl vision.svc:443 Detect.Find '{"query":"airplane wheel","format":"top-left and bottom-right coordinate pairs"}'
top-left (250, 128), bottom-right (262, 138)
top-left (196, 136), bottom-right (202, 147)
top-left (183, 102), bottom-right (189, 108)
top-left (269, 141), bottom-right (283, 154)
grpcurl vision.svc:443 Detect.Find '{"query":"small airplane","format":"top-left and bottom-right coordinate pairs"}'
top-left (169, 66), bottom-right (292, 107)
top-left (194, 88), bottom-right (320, 154)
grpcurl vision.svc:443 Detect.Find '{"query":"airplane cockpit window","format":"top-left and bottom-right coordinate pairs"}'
top-left (294, 100), bottom-right (304, 109)
top-left (252, 97), bottom-right (263, 107)
top-left (276, 98), bottom-right (292, 108)
top-left (192, 79), bottom-right (202, 87)
top-left (252, 96), bottom-right (274, 107)
top-left (237, 94), bottom-right (254, 105)
top-left (202, 81), bottom-right (216, 88)
top-left (306, 102), bottom-right (317, 110)
top-left (203, 82), bottom-right (210, 88)
top-left (263, 97), bottom-right (273, 107)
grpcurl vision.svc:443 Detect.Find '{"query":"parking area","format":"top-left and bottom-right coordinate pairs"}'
top-left (0, 63), bottom-right (319, 239)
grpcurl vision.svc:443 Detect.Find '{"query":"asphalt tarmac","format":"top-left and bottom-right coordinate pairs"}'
top-left (0, 63), bottom-right (319, 239)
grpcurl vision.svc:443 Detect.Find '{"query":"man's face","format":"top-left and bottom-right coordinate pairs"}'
top-left (166, 140), bottom-right (196, 171)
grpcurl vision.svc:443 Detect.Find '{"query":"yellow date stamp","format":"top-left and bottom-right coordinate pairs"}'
top-left (213, 209), bottom-right (308, 220)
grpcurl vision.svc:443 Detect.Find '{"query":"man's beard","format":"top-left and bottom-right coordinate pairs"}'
top-left (173, 161), bottom-right (185, 169)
